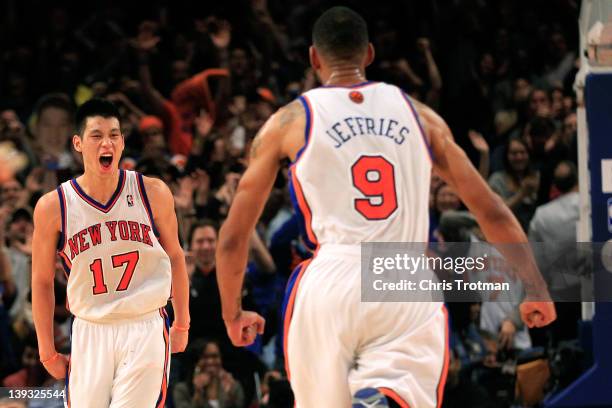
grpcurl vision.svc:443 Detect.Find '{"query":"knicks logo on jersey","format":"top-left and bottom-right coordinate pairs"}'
top-left (349, 91), bottom-right (364, 104)
top-left (66, 220), bottom-right (154, 260)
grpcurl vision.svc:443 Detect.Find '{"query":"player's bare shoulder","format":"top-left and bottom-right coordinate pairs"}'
top-left (33, 189), bottom-right (62, 232)
top-left (251, 99), bottom-right (305, 161)
top-left (140, 175), bottom-right (174, 218)
top-left (277, 98), bottom-right (305, 130)
top-left (409, 97), bottom-right (453, 152)
top-left (141, 176), bottom-right (172, 204)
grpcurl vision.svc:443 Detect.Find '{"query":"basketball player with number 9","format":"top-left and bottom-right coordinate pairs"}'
top-left (31, 98), bottom-right (190, 407)
top-left (217, 7), bottom-right (556, 408)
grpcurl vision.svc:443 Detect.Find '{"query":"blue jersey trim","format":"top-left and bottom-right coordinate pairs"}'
top-left (56, 186), bottom-right (66, 251)
top-left (400, 91), bottom-right (434, 161)
top-left (136, 173), bottom-right (160, 238)
top-left (294, 95), bottom-right (312, 162)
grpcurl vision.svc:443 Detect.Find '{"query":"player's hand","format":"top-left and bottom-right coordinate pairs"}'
top-left (170, 326), bottom-right (189, 353)
top-left (224, 310), bottom-right (265, 347)
top-left (519, 301), bottom-right (556, 328)
top-left (41, 352), bottom-right (69, 379)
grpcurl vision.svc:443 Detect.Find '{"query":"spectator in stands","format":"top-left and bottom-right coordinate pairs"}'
top-left (1, 335), bottom-right (47, 387)
top-left (173, 339), bottom-right (244, 408)
top-left (138, 115), bottom-right (168, 161)
top-left (529, 160), bottom-right (581, 343)
top-left (529, 160), bottom-right (578, 243)
top-left (429, 182), bottom-right (462, 242)
top-left (187, 221), bottom-right (228, 344)
top-left (0, 208), bottom-right (18, 378)
top-left (30, 93), bottom-right (77, 190)
top-left (4, 208), bottom-right (33, 320)
top-left (259, 370), bottom-right (294, 408)
top-left (0, 178), bottom-right (26, 211)
top-left (543, 31), bottom-right (576, 88)
top-left (488, 136), bottom-right (539, 231)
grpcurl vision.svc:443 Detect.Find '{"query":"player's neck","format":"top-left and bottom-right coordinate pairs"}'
top-left (324, 65), bottom-right (367, 87)
top-left (77, 169), bottom-right (121, 203)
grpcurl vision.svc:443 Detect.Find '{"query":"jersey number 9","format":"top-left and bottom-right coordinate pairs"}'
top-left (351, 155), bottom-right (398, 220)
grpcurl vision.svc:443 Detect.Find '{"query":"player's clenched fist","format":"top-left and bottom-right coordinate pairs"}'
top-left (520, 301), bottom-right (557, 328)
top-left (170, 326), bottom-right (189, 353)
top-left (41, 352), bottom-right (69, 379)
top-left (224, 310), bottom-right (265, 347)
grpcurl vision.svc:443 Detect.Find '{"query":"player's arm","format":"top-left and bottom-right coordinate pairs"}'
top-left (31, 191), bottom-right (68, 377)
top-left (217, 101), bottom-right (302, 345)
top-left (144, 177), bottom-right (190, 352)
top-left (415, 101), bottom-right (556, 327)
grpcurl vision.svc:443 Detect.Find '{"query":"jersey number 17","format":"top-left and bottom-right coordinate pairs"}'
top-left (89, 251), bottom-right (140, 295)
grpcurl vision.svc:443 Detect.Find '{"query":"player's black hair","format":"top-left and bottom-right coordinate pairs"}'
top-left (34, 93), bottom-right (75, 121)
top-left (188, 219), bottom-right (219, 247)
top-left (75, 98), bottom-right (121, 136)
top-left (312, 6), bottom-right (369, 62)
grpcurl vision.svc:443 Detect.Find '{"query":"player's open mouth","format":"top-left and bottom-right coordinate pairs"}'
top-left (99, 154), bottom-right (113, 169)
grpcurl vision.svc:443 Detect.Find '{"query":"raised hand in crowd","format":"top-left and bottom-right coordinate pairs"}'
top-left (215, 172), bottom-right (240, 208)
top-left (193, 169), bottom-right (211, 207)
top-left (194, 110), bottom-right (214, 140)
top-left (468, 130), bottom-right (490, 178)
top-left (206, 17), bottom-right (232, 50)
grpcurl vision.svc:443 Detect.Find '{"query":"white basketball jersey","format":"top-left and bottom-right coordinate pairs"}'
top-left (56, 170), bottom-right (171, 322)
top-left (290, 82), bottom-right (432, 248)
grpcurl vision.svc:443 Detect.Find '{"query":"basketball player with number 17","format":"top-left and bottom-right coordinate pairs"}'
top-left (217, 7), bottom-right (556, 408)
top-left (32, 98), bottom-right (190, 407)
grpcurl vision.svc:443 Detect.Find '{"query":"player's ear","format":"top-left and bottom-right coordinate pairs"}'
top-left (309, 46), bottom-right (321, 71)
top-left (365, 43), bottom-right (375, 67)
top-left (73, 134), bottom-right (83, 153)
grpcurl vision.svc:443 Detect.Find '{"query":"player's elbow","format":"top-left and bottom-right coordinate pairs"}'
top-left (169, 247), bottom-right (185, 267)
top-left (217, 225), bottom-right (245, 258)
top-left (217, 234), bottom-right (237, 256)
top-left (31, 278), bottom-right (54, 299)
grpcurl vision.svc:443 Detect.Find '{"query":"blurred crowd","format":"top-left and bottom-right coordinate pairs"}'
top-left (0, 0), bottom-right (584, 407)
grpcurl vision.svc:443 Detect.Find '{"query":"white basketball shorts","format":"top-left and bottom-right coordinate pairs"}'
top-left (65, 308), bottom-right (170, 408)
top-left (282, 245), bottom-right (449, 408)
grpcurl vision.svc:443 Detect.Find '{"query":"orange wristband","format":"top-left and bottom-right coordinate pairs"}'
top-left (172, 324), bottom-right (189, 332)
top-left (41, 352), bottom-right (59, 364)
